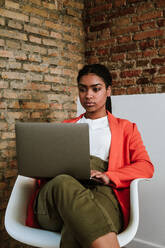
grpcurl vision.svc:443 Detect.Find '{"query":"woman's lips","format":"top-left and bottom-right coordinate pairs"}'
top-left (85, 102), bottom-right (95, 107)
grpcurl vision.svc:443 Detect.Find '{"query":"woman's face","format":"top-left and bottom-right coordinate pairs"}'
top-left (78, 73), bottom-right (111, 119)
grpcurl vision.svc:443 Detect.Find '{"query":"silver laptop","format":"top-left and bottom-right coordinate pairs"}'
top-left (15, 122), bottom-right (91, 180)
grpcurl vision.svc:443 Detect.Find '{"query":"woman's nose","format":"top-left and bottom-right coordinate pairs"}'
top-left (85, 89), bottom-right (93, 99)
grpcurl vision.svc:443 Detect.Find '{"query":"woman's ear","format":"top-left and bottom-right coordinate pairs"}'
top-left (107, 86), bottom-right (111, 97)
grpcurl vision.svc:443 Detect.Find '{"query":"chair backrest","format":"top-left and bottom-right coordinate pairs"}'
top-left (78, 93), bottom-right (165, 247)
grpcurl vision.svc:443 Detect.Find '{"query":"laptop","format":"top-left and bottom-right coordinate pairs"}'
top-left (15, 122), bottom-right (91, 180)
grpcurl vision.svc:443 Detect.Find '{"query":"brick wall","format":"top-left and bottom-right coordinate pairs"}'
top-left (0, 0), bottom-right (84, 247)
top-left (84, 0), bottom-right (165, 95)
top-left (1, 0), bottom-right (165, 247)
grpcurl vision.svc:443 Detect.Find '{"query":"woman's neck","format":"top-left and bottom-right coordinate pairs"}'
top-left (85, 110), bottom-right (107, 120)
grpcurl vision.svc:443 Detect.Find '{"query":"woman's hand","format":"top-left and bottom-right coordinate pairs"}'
top-left (90, 170), bottom-right (110, 185)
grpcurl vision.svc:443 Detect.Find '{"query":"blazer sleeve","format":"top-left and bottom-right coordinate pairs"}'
top-left (105, 123), bottom-right (154, 188)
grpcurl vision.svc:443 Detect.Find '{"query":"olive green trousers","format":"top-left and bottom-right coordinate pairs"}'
top-left (34, 156), bottom-right (123, 248)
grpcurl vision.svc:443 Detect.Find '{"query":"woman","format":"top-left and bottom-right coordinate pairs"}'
top-left (26, 64), bottom-right (154, 248)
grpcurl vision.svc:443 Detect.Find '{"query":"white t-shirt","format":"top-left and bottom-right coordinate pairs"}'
top-left (77, 116), bottom-right (111, 161)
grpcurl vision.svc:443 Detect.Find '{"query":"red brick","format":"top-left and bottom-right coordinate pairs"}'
top-left (114, 17), bottom-right (130, 26)
top-left (143, 50), bottom-right (157, 57)
top-left (153, 77), bottom-right (165, 84)
top-left (136, 2), bottom-right (154, 13)
top-left (142, 86), bottom-right (157, 94)
top-left (109, 6), bottom-right (135, 18)
top-left (143, 68), bottom-right (157, 75)
top-left (0, 182), bottom-right (7, 190)
top-left (89, 39), bottom-right (116, 49)
top-left (118, 35), bottom-right (131, 44)
top-left (114, 0), bottom-right (126, 7)
top-left (22, 102), bottom-right (49, 109)
top-left (151, 58), bottom-right (165, 65)
top-left (134, 29), bottom-right (164, 41)
top-left (155, 0), bottom-right (165, 8)
top-left (111, 25), bottom-right (139, 36)
top-left (65, 1), bottom-right (84, 10)
top-left (141, 21), bottom-right (156, 31)
top-left (139, 40), bottom-right (155, 50)
top-left (158, 39), bottom-right (165, 47)
top-left (97, 48), bottom-right (109, 56)
top-left (110, 43), bottom-right (137, 53)
top-left (87, 3), bottom-right (112, 15)
top-left (157, 19), bottom-right (165, 27)
top-left (122, 79), bottom-right (136, 86)
top-left (0, 162), bottom-right (7, 168)
top-left (132, 10), bottom-right (163, 23)
top-left (112, 88), bottom-right (127, 95)
top-left (4, 169), bottom-right (17, 178)
top-left (159, 48), bottom-right (165, 56)
top-left (111, 54), bottom-right (125, 62)
top-left (136, 60), bottom-right (149, 67)
top-left (159, 67), bottom-right (165, 74)
top-left (127, 52), bottom-right (142, 60)
top-left (127, 0), bottom-right (146, 3)
top-left (120, 70), bottom-right (142, 78)
top-left (127, 86), bottom-right (141, 94)
top-left (137, 77), bottom-right (150, 84)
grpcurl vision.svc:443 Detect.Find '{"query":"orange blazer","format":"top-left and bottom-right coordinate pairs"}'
top-left (26, 112), bottom-right (154, 229)
top-left (63, 112), bottom-right (154, 228)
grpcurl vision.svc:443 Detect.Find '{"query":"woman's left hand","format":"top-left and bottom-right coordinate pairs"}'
top-left (90, 170), bottom-right (110, 185)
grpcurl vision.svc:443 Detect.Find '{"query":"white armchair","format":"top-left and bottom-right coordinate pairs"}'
top-left (5, 175), bottom-right (150, 248)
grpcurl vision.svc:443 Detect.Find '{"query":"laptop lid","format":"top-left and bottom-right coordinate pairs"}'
top-left (15, 122), bottom-right (90, 180)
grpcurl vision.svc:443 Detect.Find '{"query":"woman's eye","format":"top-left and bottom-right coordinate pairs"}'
top-left (79, 87), bottom-right (86, 92)
top-left (93, 87), bottom-right (101, 92)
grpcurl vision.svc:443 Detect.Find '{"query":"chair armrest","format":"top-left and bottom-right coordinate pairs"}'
top-left (117, 178), bottom-right (151, 247)
top-left (5, 175), bottom-right (61, 248)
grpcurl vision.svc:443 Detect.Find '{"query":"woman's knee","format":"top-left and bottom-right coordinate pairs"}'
top-left (50, 174), bottom-right (76, 191)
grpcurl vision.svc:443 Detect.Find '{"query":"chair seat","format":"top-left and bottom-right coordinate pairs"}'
top-left (5, 175), bottom-right (150, 248)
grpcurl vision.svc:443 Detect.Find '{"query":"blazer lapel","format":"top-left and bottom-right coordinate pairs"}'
top-left (107, 112), bottom-right (121, 171)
